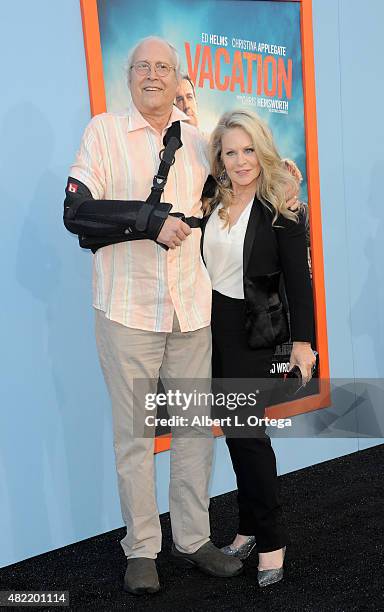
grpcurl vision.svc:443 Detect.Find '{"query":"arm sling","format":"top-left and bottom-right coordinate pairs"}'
top-left (63, 121), bottom-right (201, 253)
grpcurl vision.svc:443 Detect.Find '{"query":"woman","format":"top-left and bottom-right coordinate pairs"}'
top-left (201, 110), bottom-right (316, 587)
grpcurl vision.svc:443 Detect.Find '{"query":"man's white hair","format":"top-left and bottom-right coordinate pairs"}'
top-left (126, 36), bottom-right (181, 88)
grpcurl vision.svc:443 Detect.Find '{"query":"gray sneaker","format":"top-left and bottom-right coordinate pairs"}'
top-left (123, 558), bottom-right (160, 595)
top-left (171, 540), bottom-right (243, 577)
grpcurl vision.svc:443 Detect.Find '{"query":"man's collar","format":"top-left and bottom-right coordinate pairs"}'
top-left (127, 102), bottom-right (190, 132)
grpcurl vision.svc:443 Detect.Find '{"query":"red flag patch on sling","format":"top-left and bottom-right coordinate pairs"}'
top-left (68, 182), bottom-right (78, 193)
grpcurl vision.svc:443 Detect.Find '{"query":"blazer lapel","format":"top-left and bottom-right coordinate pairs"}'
top-left (243, 195), bottom-right (263, 274)
top-left (200, 213), bottom-right (210, 264)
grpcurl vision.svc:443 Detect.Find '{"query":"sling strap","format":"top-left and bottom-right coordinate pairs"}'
top-left (135, 121), bottom-right (183, 232)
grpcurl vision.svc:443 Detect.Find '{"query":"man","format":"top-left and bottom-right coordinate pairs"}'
top-left (175, 74), bottom-right (199, 127)
top-left (65, 36), bottom-right (242, 595)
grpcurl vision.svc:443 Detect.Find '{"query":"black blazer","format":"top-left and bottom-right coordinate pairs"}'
top-left (200, 195), bottom-right (314, 349)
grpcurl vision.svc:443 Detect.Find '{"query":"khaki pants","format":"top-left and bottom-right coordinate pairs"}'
top-left (95, 308), bottom-right (214, 559)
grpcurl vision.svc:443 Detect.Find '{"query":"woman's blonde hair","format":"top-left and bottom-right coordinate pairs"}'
top-left (206, 110), bottom-right (299, 226)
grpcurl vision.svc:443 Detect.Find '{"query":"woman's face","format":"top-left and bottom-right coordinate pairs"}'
top-left (220, 127), bottom-right (261, 192)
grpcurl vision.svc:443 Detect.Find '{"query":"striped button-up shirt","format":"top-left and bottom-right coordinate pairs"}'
top-left (69, 104), bottom-right (212, 332)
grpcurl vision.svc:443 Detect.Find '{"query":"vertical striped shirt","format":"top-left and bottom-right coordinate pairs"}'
top-left (69, 104), bottom-right (212, 332)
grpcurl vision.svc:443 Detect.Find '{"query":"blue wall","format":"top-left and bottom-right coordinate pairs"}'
top-left (1, 0), bottom-right (383, 567)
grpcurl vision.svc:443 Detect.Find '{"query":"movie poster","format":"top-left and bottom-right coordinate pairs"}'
top-left (97, 0), bottom-right (311, 367)
top-left (80, 0), bottom-right (330, 447)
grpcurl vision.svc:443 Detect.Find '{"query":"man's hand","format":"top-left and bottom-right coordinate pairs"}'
top-left (157, 216), bottom-right (192, 249)
top-left (283, 159), bottom-right (301, 211)
top-left (287, 195), bottom-right (300, 211)
top-left (286, 182), bottom-right (300, 211)
top-left (285, 180), bottom-right (300, 212)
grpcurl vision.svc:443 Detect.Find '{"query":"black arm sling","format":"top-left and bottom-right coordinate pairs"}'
top-left (64, 121), bottom-right (201, 253)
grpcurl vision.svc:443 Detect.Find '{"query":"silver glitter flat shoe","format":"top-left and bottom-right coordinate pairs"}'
top-left (220, 536), bottom-right (256, 560)
top-left (257, 546), bottom-right (286, 588)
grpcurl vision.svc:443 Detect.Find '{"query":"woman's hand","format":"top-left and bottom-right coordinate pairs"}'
top-left (289, 342), bottom-right (316, 385)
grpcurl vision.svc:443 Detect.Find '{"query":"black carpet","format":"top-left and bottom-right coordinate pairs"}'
top-left (1, 444), bottom-right (383, 612)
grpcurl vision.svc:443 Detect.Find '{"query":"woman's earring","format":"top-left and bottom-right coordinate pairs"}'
top-left (218, 168), bottom-right (228, 184)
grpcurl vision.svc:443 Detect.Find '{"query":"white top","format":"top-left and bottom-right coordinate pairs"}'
top-left (203, 200), bottom-right (253, 299)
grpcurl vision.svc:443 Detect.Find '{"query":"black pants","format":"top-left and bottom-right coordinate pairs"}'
top-left (211, 290), bottom-right (288, 552)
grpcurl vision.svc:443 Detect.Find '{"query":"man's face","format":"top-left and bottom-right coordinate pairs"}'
top-left (129, 39), bottom-right (179, 117)
top-left (175, 79), bottom-right (199, 127)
